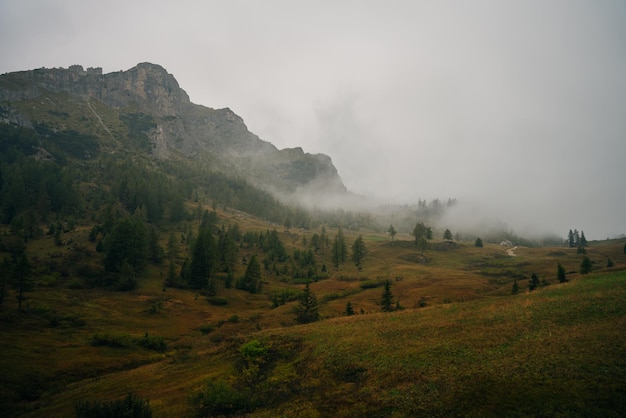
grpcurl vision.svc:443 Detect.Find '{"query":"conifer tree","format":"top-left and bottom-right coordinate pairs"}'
top-left (529, 273), bottom-right (540, 291)
top-left (345, 302), bottom-right (354, 316)
top-left (557, 262), bottom-right (567, 283)
top-left (296, 282), bottom-right (319, 324)
top-left (380, 279), bottom-right (394, 312)
top-left (443, 228), bottom-right (453, 241)
top-left (512, 280), bottom-right (519, 294)
top-left (413, 222), bottom-right (433, 254)
top-left (188, 227), bottom-right (217, 290)
top-left (568, 229), bottom-right (575, 248)
top-left (388, 225), bottom-right (397, 241)
top-left (351, 235), bottom-right (367, 271)
top-left (237, 254), bottom-right (262, 293)
top-left (331, 228), bottom-right (347, 270)
top-left (580, 256), bottom-right (592, 275)
top-left (579, 231), bottom-right (588, 247)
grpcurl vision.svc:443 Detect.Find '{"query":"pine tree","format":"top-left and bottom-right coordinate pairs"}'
top-left (512, 280), bottom-right (519, 294)
top-left (580, 256), bottom-right (592, 275)
top-left (331, 228), bottom-right (347, 270)
top-left (388, 225), bottom-right (397, 241)
top-left (579, 231), bottom-right (588, 247)
top-left (380, 279), bottom-right (394, 312)
top-left (557, 262), bottom-right (567, 283)
top-left (475, 238), bottom-right (483, 248)
top-left (529, 273), bottom-right (540, 291)
top-left (345, 302), bottom-right (354, 316)
top-left (296, 282), bottom-right (319, 324)
top-left (351, 235), bottom-right (367, 271)
top-left (188, 227), bottom-right (217, 289)
top-left (238, 254), bottom-right (262, 293)
top-left (443, 228), bottom-right (453, 241)
top-left (568, 229), bottom-right (575, 248)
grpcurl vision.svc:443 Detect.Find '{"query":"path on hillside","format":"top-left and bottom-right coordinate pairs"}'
top-left (507, 246), bottom-right (518, 256)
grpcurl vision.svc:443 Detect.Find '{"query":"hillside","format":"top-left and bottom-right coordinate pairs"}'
top-left (1, 204), bottom-right (625, 416)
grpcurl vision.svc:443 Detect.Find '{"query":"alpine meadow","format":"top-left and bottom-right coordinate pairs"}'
top-left (0, 64), bottom-right (625, 418)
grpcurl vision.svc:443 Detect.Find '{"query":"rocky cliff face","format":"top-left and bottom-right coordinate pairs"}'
top-left (0, 63), bottom-right (346, 196)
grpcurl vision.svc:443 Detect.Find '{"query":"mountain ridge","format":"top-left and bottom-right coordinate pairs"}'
top-left (0, 62), bottom-right (347, 197)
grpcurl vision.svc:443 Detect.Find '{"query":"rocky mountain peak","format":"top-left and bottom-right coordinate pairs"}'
top-left (0, 63), bottom-right (347, 199)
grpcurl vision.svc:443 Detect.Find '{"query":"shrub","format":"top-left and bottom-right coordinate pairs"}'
top-left (136, 334), bottom-right (167, 352)
top-left (359, 279), bottom-right (385, 289)
top-left (75, 393), bottom-right (152, 418)
top-left (91, 333), bottom-right (133, 348)
top-left (190, 379), bottom-right (251, 417)
top-left (199, 324), bottom-right (214, 334)
top-left (207, 296), bottom-right (228, 306)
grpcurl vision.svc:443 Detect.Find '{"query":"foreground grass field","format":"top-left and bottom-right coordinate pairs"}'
top-left (1, 216), bottom-right (625, 417)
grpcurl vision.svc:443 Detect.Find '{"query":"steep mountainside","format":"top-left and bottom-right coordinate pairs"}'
top-left (0, 63), bottom-right (346, 196)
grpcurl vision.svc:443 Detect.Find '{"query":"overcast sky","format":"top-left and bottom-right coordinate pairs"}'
top-left (1, 0), bottom-right (625, 239)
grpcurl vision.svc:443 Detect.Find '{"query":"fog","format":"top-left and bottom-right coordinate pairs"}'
top-left (1, 1), bottom-right (625, 240)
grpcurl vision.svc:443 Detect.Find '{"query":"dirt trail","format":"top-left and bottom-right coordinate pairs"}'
top-left (507, 246), bottom-right (518, 257)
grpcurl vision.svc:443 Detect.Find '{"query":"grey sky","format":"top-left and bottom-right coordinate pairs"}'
top-left (1, 0), bottom-right (625, 239)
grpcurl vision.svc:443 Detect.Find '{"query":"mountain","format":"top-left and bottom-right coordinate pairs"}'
top-left (0, 62), bottom-right (346, 197)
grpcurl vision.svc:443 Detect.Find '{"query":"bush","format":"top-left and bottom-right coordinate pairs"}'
top-left (91, 333), bottom-right (133, 348)
top-left (207, 296), bottom-right (228, 306)
top-left (75, 393), bottom-right (152, 418)
top-left (136, 334), bottom-right (167, 352)
top-left (198, 324), bottom-right (214, 334)
top-left (190, 379), bottom-right (251, 417)
top-left (359, 279), bottom-right (385, 289)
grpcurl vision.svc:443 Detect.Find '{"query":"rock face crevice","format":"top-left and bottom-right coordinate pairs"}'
top-left (0, 63), bottom-right (347, 196)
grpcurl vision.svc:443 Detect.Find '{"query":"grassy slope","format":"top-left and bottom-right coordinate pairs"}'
top-left (1, 212), bottom-right (625, 417)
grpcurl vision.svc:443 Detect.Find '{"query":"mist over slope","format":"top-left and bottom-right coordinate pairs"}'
top-left (1, 63), bottom-right (620, 242)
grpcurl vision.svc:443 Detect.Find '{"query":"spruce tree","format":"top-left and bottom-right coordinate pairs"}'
top-left (557, 262), bottom-right (567, 283)
top-left (188, 227), bottom-right (217, 289)
top-left (380, 279), bottom-right (394, 312)
top-left (351, 235), bottom-right (367, 271)
top-left (443, 228), bottom-right (453, 241)
top-left (579, 231), bottom-right (587, 247)
top-left (238, 254), bottom-right (262, 293)
top-left (512, 280), bottom-right (519, 294)
top-left (580, 256), bottom-right (592, 275)
top-left (296, 282), bottom-right (319, 324)
top-left (345, 302), bottom-right (354, 316)
top-left (529, 273), bottom-right (539, 291)
top-left (388, 225), bottom-right (397, 241)
top-left (331, 228), bottom-right (346, 270)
